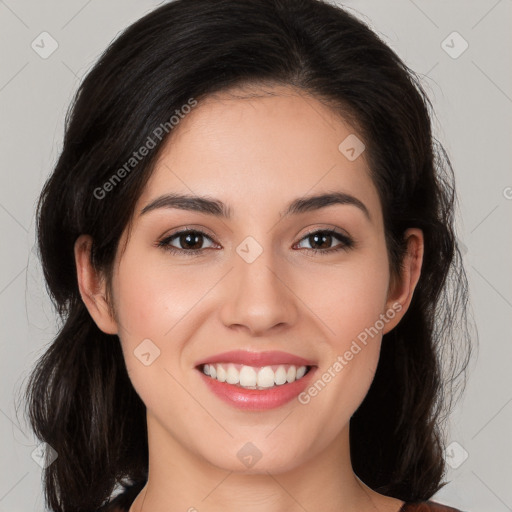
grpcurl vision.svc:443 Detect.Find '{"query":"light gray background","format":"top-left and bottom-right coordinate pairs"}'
top-left (1, 1), bottom-right (511, 511)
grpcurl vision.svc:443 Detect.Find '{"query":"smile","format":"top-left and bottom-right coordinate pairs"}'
top-left (201, 363), bottom-right (311, 390)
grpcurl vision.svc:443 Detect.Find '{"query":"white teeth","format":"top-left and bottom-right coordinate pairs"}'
top-left (226, 364), bottom-right (239, 385)
top-left (274, 365), bottom-right (287, 385)
top-left (216, 364), bottom-right (226, 382)
top-left (239, 366), bottom-right (257, 387)
top-left (202, 363), bottom-right (310, 389)
top-left (257, 366), bottom-right (275, 388)
top-left (296, 366), bottom-right (307, 379)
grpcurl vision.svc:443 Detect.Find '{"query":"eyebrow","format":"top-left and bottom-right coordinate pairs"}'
top-left (140, 191), bottom-right (371, 221)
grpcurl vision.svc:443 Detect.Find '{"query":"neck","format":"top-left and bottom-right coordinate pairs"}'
top-left (128, 411), bottom-right (404, 512)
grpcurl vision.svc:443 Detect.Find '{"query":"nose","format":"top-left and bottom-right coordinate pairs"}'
top-left (218, 242), bottom-right (299, 336)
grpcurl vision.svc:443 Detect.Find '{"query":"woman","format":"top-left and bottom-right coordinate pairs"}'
top-left (24, 0), bottom-right (473, 511)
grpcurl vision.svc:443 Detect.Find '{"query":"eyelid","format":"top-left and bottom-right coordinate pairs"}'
top-left (157, 225), bottom-right (355, 255)
top-left (159, 224), bottom-right (216, 241)
top-left (299, 224), bottom-right (350, 239)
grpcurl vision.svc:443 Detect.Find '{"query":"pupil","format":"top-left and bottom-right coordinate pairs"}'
top-left (183, 232), bottom-right (202, 250)
top-left (312, 233), bottom-right (330, 249)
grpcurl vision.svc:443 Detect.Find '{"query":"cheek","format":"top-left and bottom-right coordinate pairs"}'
top-left (298, 250), bottom-right (390, 414)
top-left (112, 247), bottom-right (207, 340)
top-left (307, 249), bottom-right (390, 345)
top-left (111, 248), bottom-right (225, 410)
top-left (109, 255), bottom-right (177, 397)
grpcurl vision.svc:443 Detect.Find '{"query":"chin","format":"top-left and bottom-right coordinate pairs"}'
top-left (200, 440), bottom-right (309, 475)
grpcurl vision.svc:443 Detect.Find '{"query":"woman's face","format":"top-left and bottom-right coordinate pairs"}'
top-left (81, 85), bottom-right (421, 474)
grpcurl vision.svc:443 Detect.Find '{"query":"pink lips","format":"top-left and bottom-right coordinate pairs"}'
top-left (195, 350), bottom-right (318, 411)
top-left (194, 350), bottom-right (316, 368)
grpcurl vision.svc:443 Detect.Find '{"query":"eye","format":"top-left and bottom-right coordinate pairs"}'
top-left (157, 228), bottom-right (217, 256)
top-left (294, 229), bottom-right (354, 255)
top-left (157, 227), bottom-right (354, 257)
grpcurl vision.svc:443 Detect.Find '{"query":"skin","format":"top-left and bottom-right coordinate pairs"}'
top-left (75, 85), bottom-right (424, 512)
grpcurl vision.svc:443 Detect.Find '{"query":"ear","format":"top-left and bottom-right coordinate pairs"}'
top-left (382, 228), bottom-right (424, 335)
top-left (74, 234), bottom-right (118, 335)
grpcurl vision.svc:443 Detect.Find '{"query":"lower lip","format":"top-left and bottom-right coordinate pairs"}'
top-left (197, 367), bottom-right (317, 410)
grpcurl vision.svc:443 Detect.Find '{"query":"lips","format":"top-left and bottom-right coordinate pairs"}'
top-left (194, 350), bottom-right (316, 368)
top-left (194, 350), bottom-right (318, 410)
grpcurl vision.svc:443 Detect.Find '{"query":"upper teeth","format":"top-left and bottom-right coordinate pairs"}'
top-left (202, 363), bottom-right (308, 389)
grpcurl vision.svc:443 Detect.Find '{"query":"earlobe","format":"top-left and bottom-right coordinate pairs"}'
top-left (74, 234), bottom-right (118, 335)
top-left (382, 228), bottom-right (424, 335)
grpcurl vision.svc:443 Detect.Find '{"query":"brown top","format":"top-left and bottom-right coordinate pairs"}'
top-left (401, 503), bottom-right (464, 512)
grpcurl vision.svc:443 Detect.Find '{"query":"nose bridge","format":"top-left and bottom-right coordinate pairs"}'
top-left (218, 233), bottom-right (297, 334)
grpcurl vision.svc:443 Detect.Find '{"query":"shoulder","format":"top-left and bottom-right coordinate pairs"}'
top-left (402, 501), bottom-right (466, 512)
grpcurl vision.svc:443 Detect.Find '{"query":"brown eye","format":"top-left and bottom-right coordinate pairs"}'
top-left (157, 229), bottom-right (217, 255)
top-left (295, 229), bottom-right (354, 254)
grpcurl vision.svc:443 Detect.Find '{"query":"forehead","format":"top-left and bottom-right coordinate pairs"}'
top-left (136, 85), bottom-right (382, 226)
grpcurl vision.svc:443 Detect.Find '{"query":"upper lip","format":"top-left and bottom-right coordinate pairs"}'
top-left (194, 350), bottom-right (317, 368)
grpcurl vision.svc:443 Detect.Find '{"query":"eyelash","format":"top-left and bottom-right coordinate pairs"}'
top-left (156, 228), bottom-right (355, 257)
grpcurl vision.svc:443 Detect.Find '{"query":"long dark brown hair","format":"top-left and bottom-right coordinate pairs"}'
top-left (21, 0), bottom-right (473, 510)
